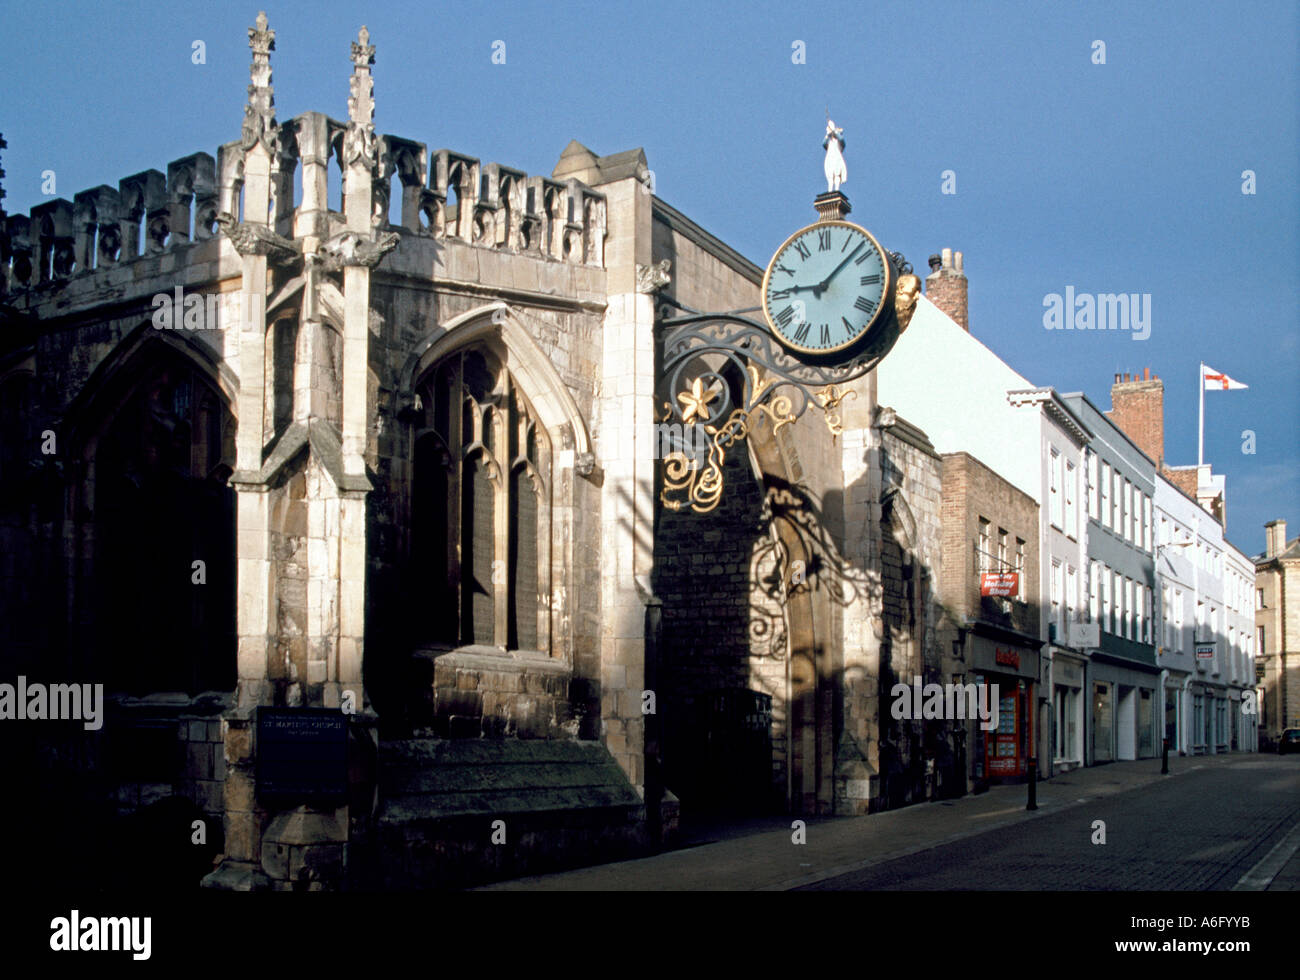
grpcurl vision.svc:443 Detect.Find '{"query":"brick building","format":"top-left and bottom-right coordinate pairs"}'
top-left (938, 451), bottom-right (1041, 785)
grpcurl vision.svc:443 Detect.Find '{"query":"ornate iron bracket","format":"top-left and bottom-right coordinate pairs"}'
top-left (654, 254), bottom-right (920, 514)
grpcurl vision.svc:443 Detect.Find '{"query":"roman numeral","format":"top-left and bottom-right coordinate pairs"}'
top-left (770, 288), bottom-right (791, 300)
top-left (841, 235), bottom-right (852, 252)
top-left (793, 321), bottom-right (811, 343)
top-left (854, 296), bottom-right (876, 314)
top-left (818, 230), bottom-right (831, 251)
top-left (819, 324), bottom-right (832, 346)
top-left (860, 274), bottom-right (881, 286)
top-left (854, 250), bottom-right (872, 265)
top-left (777, 262), bottom-right (794, 276)
top-left (793, 240), bottom-right (811, 260)
top-left (776, 306), bottom-right (795, 326)
top-left (842, 316), bottom-right (856, 334)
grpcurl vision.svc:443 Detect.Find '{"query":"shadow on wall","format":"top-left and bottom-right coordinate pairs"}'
top-left (649, 423), bottom-right (1011, 818)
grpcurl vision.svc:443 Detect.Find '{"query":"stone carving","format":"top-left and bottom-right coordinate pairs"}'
top-left (343, 26), bottom-right (377, 170)
top-left (315, 229), bottom-right (399, 271)
top-left (241, 12), bottom-right (280, 157)
top-left (635, 259), bottom-right (671, 294)
top-left (215, 211), bottom-right (301, 261)
top-left (894, 273), bottom-right (921, 333)
top-left (823, 118), bottom-right (846, 192)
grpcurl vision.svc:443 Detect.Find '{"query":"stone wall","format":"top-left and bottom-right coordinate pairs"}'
top-left (837, 402), bottom-right (946, 813)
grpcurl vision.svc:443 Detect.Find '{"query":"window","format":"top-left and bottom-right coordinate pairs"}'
top-left (1015, 538), bottom-right (1025, 601)
top-left (977, 518), bottom-right (990, 573)
top-left (1112, 469), bottom-right (1122, 532)
top-left (1161, 585), bottom-right (1171, 648)
top-left (413, 347), bottom-right (553, 653)
top-left (1049, 449), bottom-right (1063, 529)
top-left (1051, 560), bottom-right (1063, 636)
top-left (1102, 462), bottom-right (1112, 529)
top-left (1174, 589), bottom-right (1184, 652)
top-left (1089, 560), bottom-right (1100, 622)
top-left (1066, 565), bottom-right (1077, 626)
top-left (1257, 588), bottom-right (1264, 610)
top-left (1124, 578), bottom-right (1133, 639)
top-left (1258, 625), bottom-right (1266, 656)
top-left (1160, 515), bottom-right (1169, 546)
top-left (1142, 495), bottom-right (1151, 552)
top-left (997, 528), bottom-right (1009, 612)
top-left (1065, 461), bottom-right (1077, 536)
top-left (1087, 450), bottom-right (1099, 519)
top-left (1101, 568), bottom-right (1112, 634)
top-left (92, 353), bottom-right (237, 696)
top-left (1142, 585), bottom-right (1151, 644)
top-left (1121, 479), bottom-right (1131, 542)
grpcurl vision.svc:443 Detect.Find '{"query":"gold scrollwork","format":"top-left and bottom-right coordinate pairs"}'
top-left (661, 394), bottom-right (797, 514)
top-left (814, 384), bottom-right (858, 438)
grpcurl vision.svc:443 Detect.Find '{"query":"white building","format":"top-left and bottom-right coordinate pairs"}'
top-left (1007, 388), bottom-right (1092, 773)
top-left (875, 266), bottom-right (1093, 775)
top-left (1155, 474), bottom-right (1259, 754)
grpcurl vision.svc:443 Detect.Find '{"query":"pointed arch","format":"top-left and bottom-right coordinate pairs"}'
top-left (406, 332), bottom-right (560, 659)
top-left (400, 302), bottom-right (592, 461)
top-left (64, 322), bottom-right (237, 696)
top-left (65, 321), bottom-right (238, 457)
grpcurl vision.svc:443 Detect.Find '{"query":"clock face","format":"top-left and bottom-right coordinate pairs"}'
top-left (761, 220), bottom-right (894, 357)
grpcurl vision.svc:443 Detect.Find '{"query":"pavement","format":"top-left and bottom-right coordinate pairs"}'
top-left (479, 753), bottom-right (1300, 890)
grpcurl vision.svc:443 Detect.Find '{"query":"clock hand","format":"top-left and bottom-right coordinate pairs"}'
top-left (818, 242), bottom-right (865, 290)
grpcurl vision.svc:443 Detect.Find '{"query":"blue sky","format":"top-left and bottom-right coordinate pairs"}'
top-left (2, 0), bottom-right (1296, 553)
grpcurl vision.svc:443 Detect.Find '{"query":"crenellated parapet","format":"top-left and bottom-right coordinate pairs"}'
top-left (0, 18), bottom-right (607, 300)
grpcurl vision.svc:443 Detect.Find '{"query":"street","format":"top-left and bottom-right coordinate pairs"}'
top-left (484, 754), bottom-right (1300, 891)
top-left (800, 755), bottom-right (1300, 890)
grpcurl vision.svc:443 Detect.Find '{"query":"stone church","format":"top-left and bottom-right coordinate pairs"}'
top-left (0, 15), bottom-right (956, 890)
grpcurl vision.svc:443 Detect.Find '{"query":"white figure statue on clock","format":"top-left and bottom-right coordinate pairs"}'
top-left (823, 118), bottom-right (846, 192)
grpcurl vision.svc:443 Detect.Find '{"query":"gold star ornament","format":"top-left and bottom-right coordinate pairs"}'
top-left (677, 377), bottom-right (720, 425)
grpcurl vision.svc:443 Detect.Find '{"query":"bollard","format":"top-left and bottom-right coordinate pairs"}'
top-left (1026, 758), bottom-right (1038, 811)
top-left (1161, 737), bottom-right (1169, 775)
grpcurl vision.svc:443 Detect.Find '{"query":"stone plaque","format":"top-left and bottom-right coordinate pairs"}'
top-left (256, 707), bottom-right (348, 804)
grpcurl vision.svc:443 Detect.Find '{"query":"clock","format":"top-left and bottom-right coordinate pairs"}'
top-left (761, 220), bottom-right (894, 357)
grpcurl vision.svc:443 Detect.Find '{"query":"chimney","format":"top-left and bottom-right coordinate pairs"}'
top-left (925, 248), bottom-right (968, 331)
top-left (1265, 519), bottom-right (1287, 558)
top-left (1106, 368), bottom-right (1164, 467)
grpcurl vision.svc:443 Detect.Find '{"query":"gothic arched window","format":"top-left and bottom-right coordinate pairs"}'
top-left (92, 349), bottom-right (236, 695)
top-left (412, 347), bottom-right (552, 653)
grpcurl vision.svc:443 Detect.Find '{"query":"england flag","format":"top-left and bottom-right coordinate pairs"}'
top-left (1202, 365), bottom-right (1248, 391)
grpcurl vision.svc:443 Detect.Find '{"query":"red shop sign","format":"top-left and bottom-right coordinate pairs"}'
top-left (994, 648), bottom-right (1020, 670)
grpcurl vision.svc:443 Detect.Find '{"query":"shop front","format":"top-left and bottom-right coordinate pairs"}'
top-left (1051, 653), bottom-right (1085, 771)
top-left (1090, 656), bottom-right (1161, 762)
top-left (967, 633), bottom-right (1040, 784)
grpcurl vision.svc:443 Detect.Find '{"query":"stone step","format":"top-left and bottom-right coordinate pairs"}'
top-left (357, 736), bottom-right (647, 888)
top-left (376, 737), bottom-right (642, 825)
